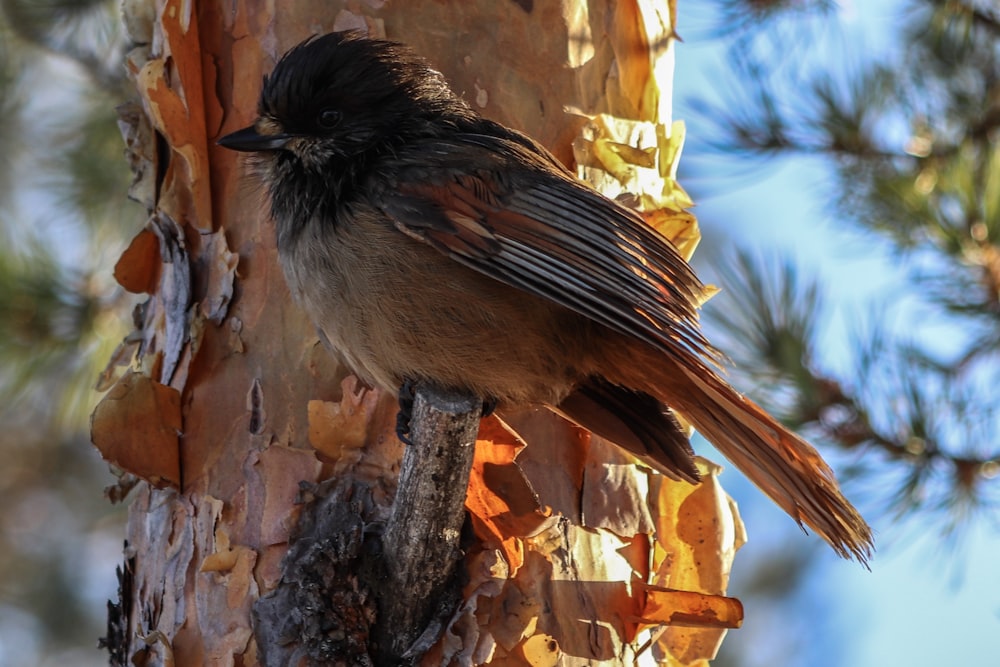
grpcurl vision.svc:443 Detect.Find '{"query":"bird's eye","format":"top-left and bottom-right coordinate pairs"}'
top-left (317, 109), bottom-right (342, 129)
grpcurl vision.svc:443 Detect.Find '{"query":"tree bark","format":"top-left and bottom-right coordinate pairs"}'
top-left (94, 1), bottom-right (745, 665)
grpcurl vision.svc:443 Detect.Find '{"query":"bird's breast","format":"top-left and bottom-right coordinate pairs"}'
top-left (275, 205), bottom-right (600, 405)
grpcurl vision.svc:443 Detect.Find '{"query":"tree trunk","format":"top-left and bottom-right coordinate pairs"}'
top-left (93, 1), bottom-right (744, 665)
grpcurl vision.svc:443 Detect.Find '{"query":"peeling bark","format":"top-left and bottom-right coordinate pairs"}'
top-left (254, 480), bottom-right (379, 667)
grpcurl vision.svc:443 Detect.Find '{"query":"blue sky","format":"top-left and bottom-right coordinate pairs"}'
top-left (673, 2), bottom-right (1000, 665)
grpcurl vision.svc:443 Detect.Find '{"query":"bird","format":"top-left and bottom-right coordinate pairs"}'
top-left (218, 31), bottom-right (873, 563)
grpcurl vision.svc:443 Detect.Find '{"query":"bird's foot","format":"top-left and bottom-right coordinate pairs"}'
top-left (396, 379), bottom-right (416, 446)
top-left (396, 380), bottom-right (493, 444)
top-left (481, 396), bottom-right (497, 418)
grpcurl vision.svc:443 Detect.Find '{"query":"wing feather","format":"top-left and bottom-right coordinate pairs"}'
top-left (376, 133), bottom-right (717, 362)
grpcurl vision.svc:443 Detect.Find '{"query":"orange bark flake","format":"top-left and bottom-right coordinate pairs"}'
top-left (133, 0), bottom-right (213, 231)
top-left (307, 376), bottom-right (381, 462)
top-left (518, 633), bottom-right (561, 667)
top-left (635, 584), bottom-right (743, 629)
top-left (114, 227), bottom-right (160, 294)
top-left (466, 415), bottom-right (555, 575)
top-left (90, 370), bottom-right (181, 488)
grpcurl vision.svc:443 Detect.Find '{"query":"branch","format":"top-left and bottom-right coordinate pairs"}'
top-left (253, 386), bottom-right (481, 666)
top-left (370, 385), bottom-right (481, 664)
top-left (928, 0), bottom-right (1000, 38)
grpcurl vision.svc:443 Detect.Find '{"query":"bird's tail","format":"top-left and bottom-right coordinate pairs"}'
top-left (605, 342), bottom-right (874, 564)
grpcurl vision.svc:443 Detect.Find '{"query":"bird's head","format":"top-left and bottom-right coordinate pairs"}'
top-left (219, 31), bottom-right (472, 175)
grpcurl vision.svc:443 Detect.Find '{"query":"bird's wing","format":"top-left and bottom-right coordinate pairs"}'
top-left (376, 134), bottom-right (875, 563)
top-left (376, 133), bottom-right (716, 364)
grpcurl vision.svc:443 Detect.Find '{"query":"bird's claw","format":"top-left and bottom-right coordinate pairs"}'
top-left (481, 396), bottom-right (497, 418)
top-left (396, 380), bottom-right (493, 444)
top-left (396, 379), bottom-right (416, 445)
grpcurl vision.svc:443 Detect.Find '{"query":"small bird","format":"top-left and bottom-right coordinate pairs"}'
top-left (219, 31), bottom-right (873, 562)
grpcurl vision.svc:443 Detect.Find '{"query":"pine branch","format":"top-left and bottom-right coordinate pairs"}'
top-left (927, 0), bottom-right (1000, 38)
top-left (706, 252), bottom-right (1000, 530)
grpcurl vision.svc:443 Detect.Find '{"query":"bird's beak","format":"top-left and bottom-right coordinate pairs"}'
top-left (217, 125), bottom-right (293, 152)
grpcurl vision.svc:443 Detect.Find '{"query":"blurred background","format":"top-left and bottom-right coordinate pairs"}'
top-left (677, 1), bottom-right (1000, 665)
top-left (0, 0), bottom-right (998, 665)
top-left (0, 1), bottom-right (137, 666)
